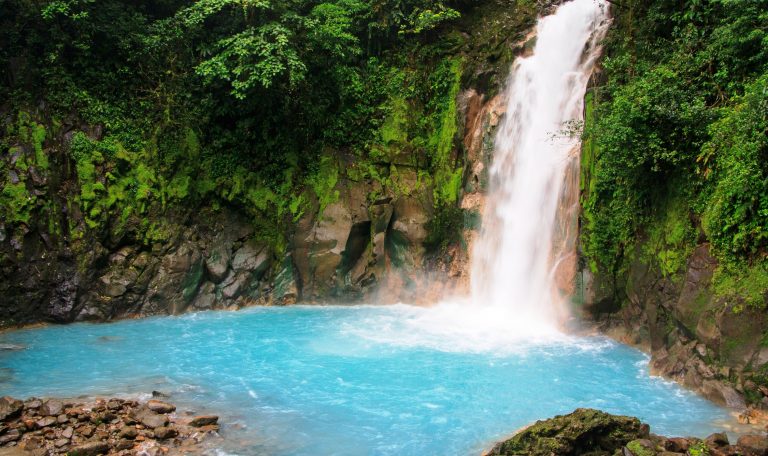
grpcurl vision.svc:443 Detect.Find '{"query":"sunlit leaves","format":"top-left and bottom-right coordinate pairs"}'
top-left (196, 24), bottom-right (306, 97)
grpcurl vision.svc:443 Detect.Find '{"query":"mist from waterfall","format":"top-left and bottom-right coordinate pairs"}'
top-left (469, 0), bottom-right (611, 335)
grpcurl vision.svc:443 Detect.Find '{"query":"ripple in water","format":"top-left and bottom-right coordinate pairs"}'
top-left (0, 305), bottom-right (737, 455)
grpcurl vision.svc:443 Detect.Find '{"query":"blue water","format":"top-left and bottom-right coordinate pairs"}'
top-left (0, 305), bottom-right (735, 455)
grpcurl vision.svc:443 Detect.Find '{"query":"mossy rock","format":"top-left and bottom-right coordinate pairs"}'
top-left (487, 408), bottom-right (649, 456)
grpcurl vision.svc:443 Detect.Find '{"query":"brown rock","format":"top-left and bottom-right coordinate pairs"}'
top-left (65, 407), bottom-right (84, 417)
top-left (40, 399), bottom-right (64, 416)
top-left (35, 416), bottom-right (56, 428)
top-left (130, 407), bottom-right (168, 429)
top-left (706, 432), bottom-right (730, 447)
top-left (54, 438), bottom-right (69, 447)
top-left (188, 415), bottom-right (218, 427)
top-left (58, 414), bottom-right (69, 424)
top-left (118, 426), bottom-right (137, 439)
top-left (23, 399), bottom-right (42, 410)
top-left (0, 397), bottom-right (23, 421)
top-left (106, 400), bottom-right (122, 411)
top-left (114, 439), bottom-right (133, 450)
top-left (22, 436), bottom-right (45, 450)
top-left (665, 438), bottom-right (691, 452)
top-left (76, 424), bottom-right (94, 438)
top-left (68, 440), bottom-right (109, 456)
top-left (154, 426), bottom-right (178, 440)
top-left (62, 427), bottom-right (74, 439)
top-left (737, 434), bottom-right (768, 453)
top-left (0, 428), bottom-right (21, 444)
top-left (23, 419), bottom-right (37, 430)
top-left (196, 424), bottom-right (220, 433)
top-left (147, 400), bottom-right (176, 414)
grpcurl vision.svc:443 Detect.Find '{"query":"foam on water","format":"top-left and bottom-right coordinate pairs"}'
top-left (0, 305), bottom-right (739, 455)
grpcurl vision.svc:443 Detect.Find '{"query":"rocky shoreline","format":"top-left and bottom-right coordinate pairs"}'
top-left (0, 395), bottom-right (221, 455)
top-left (486, 408), bottom-right (768, 456)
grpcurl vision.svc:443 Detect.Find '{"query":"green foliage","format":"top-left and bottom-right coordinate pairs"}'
top-left (626, 440), bottom-right (654, 456)
top-left (699, 74), bottom-right (768, 260)
top-left (1, 182), bottom-right (35, 225)
top-left (424, 203), bottom-right (463, 253)
top-left (712, 261), bottom-right (768, 309)
top-left (380, 96), bottom-right (409, 145)
top-left (196, 24), bottom-right (307, 98)
top-left (688, 441), bottom-right (710, 456)
top-left (307, 155), bottom-right (340, 216)
top-left (583, 0), bottom-right (768, 289)
top-left (643, 196), bottom-right (696, 278)
top-left (15, 113), bottom-right (49, 171)
top-left (429, 58), bottom-right (463, 205)
top-left (404, 5), bottom-right (460, 35)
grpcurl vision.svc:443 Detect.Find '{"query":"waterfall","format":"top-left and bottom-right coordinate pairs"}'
top-left (469, 0), bottom-right (610, 334)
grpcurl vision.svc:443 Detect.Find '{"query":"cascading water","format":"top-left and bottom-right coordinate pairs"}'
top-left (470, 0), bottom-right (611, 334)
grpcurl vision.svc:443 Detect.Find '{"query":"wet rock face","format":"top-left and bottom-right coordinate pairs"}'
top-left (583, 242), bottom-right (768, 415)
top-left (0, 205), bottom-right (287, 325)
top-left (0, 396), bottom-right (221, 455)
top-left (291, 177), bottom-right (434, 303)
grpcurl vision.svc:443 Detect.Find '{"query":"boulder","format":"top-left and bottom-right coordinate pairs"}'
top-left (624, 438), bottom-right (656, 456)
top-left (205, 245), bottom-right (231, 283)
top-left (154, 426), bottom-right (178, 439)
top-left (36, 416), bottom-right (57, 427)
top-left (188, 415), bottom-right (218, 427)
top-left (705, 432), bottom-right (729, 448)
top-left (231, 240), bottom-right (270, 277)
top-left (664, 437), bottom-right (690, 452)
top-left (737, 434), bottom-right (768, 454)
top-left (0, 396), bottom-right (23, 421)
top-left (0, 429), bottom-right (20, 444)
top-left (76, 424), bottom-right (94, 438)
top-left (119, 426), bottom-right (138, 439)
top-left (486, 409), bottom-right (648, 456)
top-left (147, 399), bottom-right (176, 414)
top-left (701, 380), bottom-right (746, 409)
top-left (23, 399), bottom-right (41, 410)
top-left (191, 281), bottom-right (216, 310)
top-left (130, 406), bottom-right (169, 429)
top-left (40, 399), bottom-right (64, 416)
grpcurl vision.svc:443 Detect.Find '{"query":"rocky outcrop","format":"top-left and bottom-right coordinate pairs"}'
top-left (487, 408), bottom-right (768, 456)
top-left (291, 173), bottom-right (434, 303)
top-left (486, 408), bottom-right (648, 456)
top-left (0, 396), bottom-right (221, 455)
top-left (581, 241), bottom-right (768, 418)
top-left (0, 198), bottom-right (291, 326)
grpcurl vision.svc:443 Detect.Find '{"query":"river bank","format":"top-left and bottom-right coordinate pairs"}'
top-left (0, 395), bottom-right (220, 456)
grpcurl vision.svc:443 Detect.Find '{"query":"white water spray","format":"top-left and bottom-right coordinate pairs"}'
top-left (469, 0), bottom-right (610, 335)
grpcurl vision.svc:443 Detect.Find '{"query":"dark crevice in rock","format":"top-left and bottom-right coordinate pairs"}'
top-left (339, 221), bottom-right (371, 277)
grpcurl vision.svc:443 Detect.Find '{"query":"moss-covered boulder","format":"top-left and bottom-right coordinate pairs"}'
top-left (486, 408), bottom-right (649, 456)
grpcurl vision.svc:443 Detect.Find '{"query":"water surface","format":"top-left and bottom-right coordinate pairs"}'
top-left (0, 305), bottom-right (735, 455)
